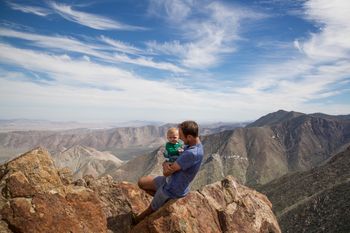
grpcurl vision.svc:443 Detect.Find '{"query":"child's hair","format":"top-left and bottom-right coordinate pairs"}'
top-left (178, 121), bottom-right (199, 137)
top-left (167, 127), bottom-right (179, 137)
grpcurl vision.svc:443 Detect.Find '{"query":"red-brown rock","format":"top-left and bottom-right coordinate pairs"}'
top-left (130, 176), bottom-right (281, 233)
top-left (0, 148), bottom-right (108, 233)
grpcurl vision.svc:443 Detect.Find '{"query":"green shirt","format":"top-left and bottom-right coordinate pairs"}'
top-left (164, 141), bottom-right (183, 162)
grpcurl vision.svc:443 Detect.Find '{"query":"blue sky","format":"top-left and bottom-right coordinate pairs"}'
top-left (0, 0), bottom-right (349, 123)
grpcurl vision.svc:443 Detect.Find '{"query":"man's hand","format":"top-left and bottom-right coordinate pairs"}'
top-left (162, 161), bottom-right (181, 176)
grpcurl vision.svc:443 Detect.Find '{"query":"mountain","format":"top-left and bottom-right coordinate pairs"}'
top-left (0, 148), bottom-right (281, 233)
top-left (110, 147), bottom-right (164, 183)
top-left (61, 110), bottom-right (349, 189)
top-left (0, 125), bottom-right (168, 162)
top-left (190, 110), bottom-right (350, 188)
top-left (0, 119), bottom-right (118, 132)
top-left (257, 146), bottom-right (350, 233)
top-left (52, 145), bottom-right (124, 180)
top-left (200, 121), bottom-right (249, 134)
top-left (0, 122), bottom-right (245, 163)
top-left (246, 110), bottom-right (304, 127)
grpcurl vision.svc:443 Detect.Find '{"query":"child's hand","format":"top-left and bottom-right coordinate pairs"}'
top-left (178, 148), bottom-right (184, 153)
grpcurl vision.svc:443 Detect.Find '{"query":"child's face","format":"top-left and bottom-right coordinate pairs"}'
top-left (167, 133), bottom-right (179, 144)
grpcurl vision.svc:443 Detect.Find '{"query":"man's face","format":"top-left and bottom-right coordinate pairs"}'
top-left (178, 128), bottom-right (188, 144)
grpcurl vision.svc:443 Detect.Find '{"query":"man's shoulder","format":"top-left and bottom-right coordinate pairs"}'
top-left (187, 144), bottom-right (203, 155)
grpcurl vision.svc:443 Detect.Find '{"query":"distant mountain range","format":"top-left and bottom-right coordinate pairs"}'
top-left (1, 110), bottom-right (349, 188)
top-left (0, 119), bottom-right (246, 132)
top-left (0, 121), bottom-right (245, 163)
top-left (257, 146), bottom-right (350, 233)
top-left (0, 119), bottom-right (169, 132)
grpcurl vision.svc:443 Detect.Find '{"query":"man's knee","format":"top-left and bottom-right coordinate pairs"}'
top-left (137, 176), bottom-right (150, 190)
top-left (138, 176), bottom-right (147, 190)
top-left (138, 176), bottom-right (156, 191)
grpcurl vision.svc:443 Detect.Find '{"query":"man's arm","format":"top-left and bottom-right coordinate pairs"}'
top-left (162, 161), bottom-right (181, 176)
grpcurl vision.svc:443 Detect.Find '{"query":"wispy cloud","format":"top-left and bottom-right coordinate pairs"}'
top-left (0, 27), bottom-right (185, 72)
top-left (0, 43), bottom-right (219, 121)
top-left (1, 40), bottom-right (349, 122)
top-left (296, 0), bottom-right (350, 61)
top-left (147, 1), bottom-right (266, 69)
top-left (7, 2), bottom-right (52, 17)
top-left (100, 36), bottom-right (143, 55)
top-left (233, 0), bottom-right (350, 112)
top-left (48, 2), bottom-right (145, 31)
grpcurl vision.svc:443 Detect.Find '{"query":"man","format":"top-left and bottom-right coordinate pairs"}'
top-left (134, 120), bottom-right (204, 223)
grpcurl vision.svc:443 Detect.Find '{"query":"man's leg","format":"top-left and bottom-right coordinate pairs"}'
top-left (137, 176), bottom-right (157, 196)
top-left (134, 178), bottom-right (170, 225)
top-left (134, 205), bottom-right (154, 224)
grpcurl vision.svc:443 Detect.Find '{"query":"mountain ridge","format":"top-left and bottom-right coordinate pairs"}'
top-left (256, 146), bottom-right (350, 233)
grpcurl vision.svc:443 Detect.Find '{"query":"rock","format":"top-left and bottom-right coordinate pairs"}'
top-left (129, 175), bottom-right (281, 233)
top-left (57, 167), bottom-right (73, 185)
top-left (81, 173), bottom-right (280, 233)
top-left (0, 147), bottom-right (281, 233)
top-left (0, 147), bottom-right (107, 233)
top-left (84, 175), bottom-right (152, 233)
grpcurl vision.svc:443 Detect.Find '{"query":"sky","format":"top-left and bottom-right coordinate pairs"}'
top-left (0, 0), bottom-right (349, 123)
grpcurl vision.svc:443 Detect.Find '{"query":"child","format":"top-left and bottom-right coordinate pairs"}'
top-left (163, 127), bottom-right (183, 163)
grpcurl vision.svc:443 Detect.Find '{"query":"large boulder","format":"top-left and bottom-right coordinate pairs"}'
top-left (129, 176), bottom-right (281, 233)
top-left (0, 148), bottom-right (107, 233)
top-left (80, 175), bottom-right (280, 233)
top-left (83, 174), bottom-right (152, 233)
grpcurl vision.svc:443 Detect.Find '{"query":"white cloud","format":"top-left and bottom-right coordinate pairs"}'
top-left (100, 36), bottom-right (143, 55)
top-left (7, 2), bottom-right (52, 16)
top-left (297, 0), bottom-right (350, 61)
top-left (147, 1), bottom-right (265, 69)
top-left (230, 0), bottom-right (350, 113)
top-left (2, 41), bottom-right (348, 123)
top-left (0, 28), bottom-right (185, 72)
top-left (148, 0), bottom-right (193, 23)
top-left (49, 2), bottom-right (144, 31)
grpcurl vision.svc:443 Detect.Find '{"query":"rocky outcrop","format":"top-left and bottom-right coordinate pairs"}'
top-left (78, 173), bottom-right (280, 233)
top-left (82, 175), bottom-right (152, 233)
top-left (0, 148), bottom-right (107, 233)
top-left (0, 147), bottom-right (281, 233)
top-left (130, 175), bottom-right (281, 233)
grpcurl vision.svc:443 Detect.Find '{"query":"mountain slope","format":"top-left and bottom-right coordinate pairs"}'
top-left (110, 147), bottom-right (164, 183)
top-left (257, 146), bottom-right (350, 233)
top-left (192, 110), bottom-right (350, 188)
top-left (52, 145), bottom-right (124, 179)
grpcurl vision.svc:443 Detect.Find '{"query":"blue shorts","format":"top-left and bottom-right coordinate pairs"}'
top-left (151, 176), bottom-right (171, 211)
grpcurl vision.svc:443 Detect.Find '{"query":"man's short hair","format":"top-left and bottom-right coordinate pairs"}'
top-left (178, 121), bottom-right (199, 137)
